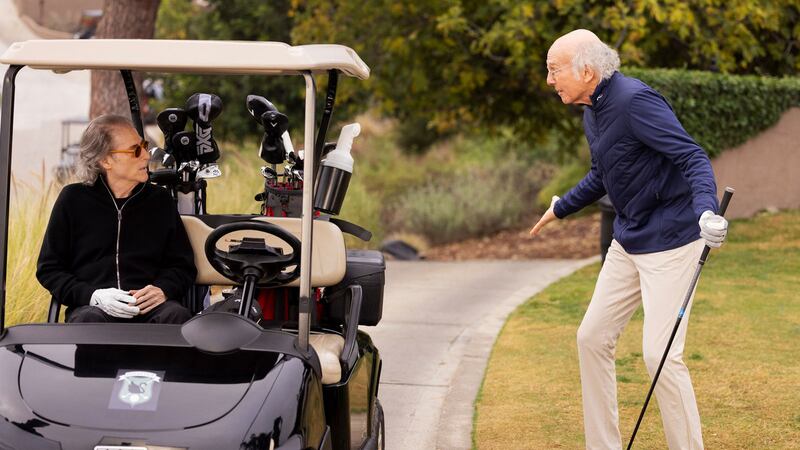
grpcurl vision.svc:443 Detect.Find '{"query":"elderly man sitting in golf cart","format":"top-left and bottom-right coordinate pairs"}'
top-left (37, 114), bottom-right (196, 324)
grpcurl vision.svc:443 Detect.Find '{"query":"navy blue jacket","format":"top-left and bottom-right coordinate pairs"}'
top-left (553, 71), bottom-right (718, 254)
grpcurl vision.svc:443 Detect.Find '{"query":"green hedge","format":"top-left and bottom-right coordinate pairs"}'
top-left (625, 68), bottom-right (800, 157)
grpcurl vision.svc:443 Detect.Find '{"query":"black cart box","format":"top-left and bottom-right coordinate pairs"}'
top-left (324, 249), bottom-right (385, 326)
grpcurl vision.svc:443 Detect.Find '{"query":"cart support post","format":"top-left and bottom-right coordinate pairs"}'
top-left (120, 70), bottom-right (144, 137)
top-left (313, 70), bottom-right (338, 179)
top-left (0, 65), bottom-right (23, 333)
top-left (298, 72), bottom-right (316, 352)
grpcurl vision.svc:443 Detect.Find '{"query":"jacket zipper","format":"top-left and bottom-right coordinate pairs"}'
top-left (115, 209), bottom-right (122, 289)
top-left (99, 179), bottom-right (143, 290)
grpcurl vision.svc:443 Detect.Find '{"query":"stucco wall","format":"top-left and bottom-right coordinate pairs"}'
top-left (13, 0), bottom-right (103, 36)
top-left (711, 107), bottom-right (800, 219)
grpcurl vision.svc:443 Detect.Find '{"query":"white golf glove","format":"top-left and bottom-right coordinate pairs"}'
top-left (699, 210), bottom-right (728, 248)
top-left (90, 288), bottom-right (140, 318)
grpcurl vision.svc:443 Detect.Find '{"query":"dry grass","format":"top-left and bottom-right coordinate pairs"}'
top-left (474, 210), bottom-right (800, 449)
top-left (206, 148), bottom-right (265, 215)
top-left (5, 174), bottom-right (58, 325)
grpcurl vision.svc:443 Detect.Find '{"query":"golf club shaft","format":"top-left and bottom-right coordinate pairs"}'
top-left (627, 187), bottom-right (734, 450)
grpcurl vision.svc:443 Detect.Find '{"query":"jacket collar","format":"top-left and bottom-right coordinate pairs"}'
top-left (92, 175), bottom-right (146, 200)
top-left (588, 71), bottom-right (619, 110)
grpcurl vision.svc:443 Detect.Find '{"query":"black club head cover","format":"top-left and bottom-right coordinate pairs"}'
top-left (156, 108), bottom-right (187, 154)
top-left (185, 93), bottom-right (222, 165)
top-left (171, 131), bottom-right (196, 163)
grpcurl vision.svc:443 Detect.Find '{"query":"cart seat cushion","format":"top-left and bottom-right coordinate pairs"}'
top-left (181, 215), bottom-right (346, 287)
top-left (310, 333), bottom-right (344, 385)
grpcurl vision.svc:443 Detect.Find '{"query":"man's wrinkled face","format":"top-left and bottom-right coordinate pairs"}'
top-left (546, 47), bottom-right (592, 105)
top-left (105, 125), bottom-right (150, 185)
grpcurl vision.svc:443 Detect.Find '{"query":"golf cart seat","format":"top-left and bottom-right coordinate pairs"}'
top-left (181, 214), bottom-right (352, 385)
top-left (309, 332), bottom-right (345, 384)
top-left (181, 215), bottom-right (347, 287)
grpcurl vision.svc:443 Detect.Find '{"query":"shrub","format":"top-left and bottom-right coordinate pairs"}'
top-left (625, 68), bottom-right (800, 157)
top-left (393, 153), bottom-right (552, 245)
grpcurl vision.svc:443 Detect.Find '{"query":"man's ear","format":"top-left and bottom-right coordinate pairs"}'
top-left (100, 155), bottom-right (113, 170)
top-left (582, 65), bottom-right (596, 83)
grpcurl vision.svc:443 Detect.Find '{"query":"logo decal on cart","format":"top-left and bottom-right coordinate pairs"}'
top-left (109, 369), bottom-right (164, 410)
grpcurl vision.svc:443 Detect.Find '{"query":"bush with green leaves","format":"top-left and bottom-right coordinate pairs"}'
top-left (292, 0), bottom-right (799, 156)
top-left (154, 0), bottom-right (361, 145)
top-left (153, 0), bottom-right (799, 155)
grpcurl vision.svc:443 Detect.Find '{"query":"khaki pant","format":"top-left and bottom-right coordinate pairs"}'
top-left (578, 239), bottom-right (705, 450)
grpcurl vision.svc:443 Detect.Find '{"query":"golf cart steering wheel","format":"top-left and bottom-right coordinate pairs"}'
top-left (204, 221), bottom-right (302, 287)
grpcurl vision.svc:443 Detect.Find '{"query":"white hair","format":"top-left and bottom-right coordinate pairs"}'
top-left (571, 41), bottom-right (620, 80)
top-left (76, 115), bottom-right (134, 185)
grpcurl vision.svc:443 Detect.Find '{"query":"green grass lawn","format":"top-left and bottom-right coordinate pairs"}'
top-left (474, 210), bottom-right (800, 449)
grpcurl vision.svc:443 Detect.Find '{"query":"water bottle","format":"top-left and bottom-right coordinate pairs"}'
top-left (314, 123), bottom-right (360, 215)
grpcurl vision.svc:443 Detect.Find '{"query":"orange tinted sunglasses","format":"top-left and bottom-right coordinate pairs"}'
top-left (110, 139), bottom-right (149, 158)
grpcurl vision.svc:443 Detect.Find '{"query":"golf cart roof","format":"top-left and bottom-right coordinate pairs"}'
top-left (0, 39), bottom-right (370, 79)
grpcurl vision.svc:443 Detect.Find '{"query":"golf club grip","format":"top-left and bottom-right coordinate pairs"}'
top-left (699, 187), bottom-right (734, 261)
top-left (718, 187), bottom-right (734, 216)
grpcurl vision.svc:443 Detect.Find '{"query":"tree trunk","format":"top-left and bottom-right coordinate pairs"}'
top-left (89, 0), bottom-right (161, 121)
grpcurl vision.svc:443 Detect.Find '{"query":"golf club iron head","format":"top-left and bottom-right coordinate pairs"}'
top-left (197, 163), bottom-right (222, 179)
top-left (261, 166), bottom-right (278, 180)
top-left (147, 147), bottom-right (178, 184)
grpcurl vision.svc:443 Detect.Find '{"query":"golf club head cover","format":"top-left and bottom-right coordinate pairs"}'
top-left (171, 131), bottom-right (196, 163)
top-left (185, 93), bottom-right (222, 165)
top-left (156, 108), bottom-right (187, 154)
top-left (246, 94), bottom-right (271, 122)
top-left (246, 95), bottom-right (289, 164)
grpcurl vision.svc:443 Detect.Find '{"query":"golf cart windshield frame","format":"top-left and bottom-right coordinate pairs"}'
top-left (0, 40), bottom-right (369, 352)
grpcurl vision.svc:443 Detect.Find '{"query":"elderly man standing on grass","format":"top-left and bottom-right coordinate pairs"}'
top-left (529, 29), bottom-right (728, 450)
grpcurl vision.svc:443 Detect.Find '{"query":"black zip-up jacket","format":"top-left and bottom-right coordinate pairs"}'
top-left (36, 177), bottom-right (197, 314)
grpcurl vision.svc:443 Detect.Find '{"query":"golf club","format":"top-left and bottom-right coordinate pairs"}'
top-left (156, 107), bottom-right (187, 154)
top-left (626, 186), bottom-right (735, 449)
top-left (246, 94), bottom-right (290, 164)
top-left (171, 130), bottom-right (196, 164)
top-left (185, 93), bottom-right (222, 166)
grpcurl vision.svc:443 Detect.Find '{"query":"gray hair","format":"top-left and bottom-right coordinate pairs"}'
top-left (571, 41), bottom-right (620, 81)
top-left (76, 115), bottom-right (134, 184)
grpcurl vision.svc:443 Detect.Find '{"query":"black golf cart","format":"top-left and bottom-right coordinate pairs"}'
top-left (0, 39), bottom-right (384, 450)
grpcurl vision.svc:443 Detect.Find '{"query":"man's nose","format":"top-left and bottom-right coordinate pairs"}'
top-left (546, 74), bottom-right (555, 86)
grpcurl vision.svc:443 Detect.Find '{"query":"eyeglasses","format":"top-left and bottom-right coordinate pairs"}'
top-left (109, 139), bottom-right (149, 158)
top-left (547, 66), bottom-right (566, 78)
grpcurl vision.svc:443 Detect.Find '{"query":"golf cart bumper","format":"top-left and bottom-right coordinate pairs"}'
top-left (0, 323), bottom-right (329, 450)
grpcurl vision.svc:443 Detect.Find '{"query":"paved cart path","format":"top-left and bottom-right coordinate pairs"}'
top-left (370, 258), bottom-right (596, 450)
